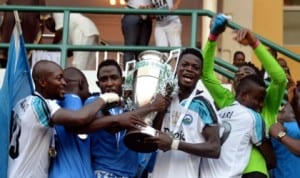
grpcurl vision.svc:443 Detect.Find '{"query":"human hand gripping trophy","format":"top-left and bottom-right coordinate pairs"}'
top-left (122, 49), bottom-right (180, 153)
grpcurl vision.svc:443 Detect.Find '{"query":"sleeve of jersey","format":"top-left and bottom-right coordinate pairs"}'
top-left (202, 40), bottom-right (235, 109)
top-left (254, 44), bottom-right (287, 127)
top-left (194, 97), bottom-right (219, 126)
top-left (249, 110), bottom-right (267, 147)
top-left (84, 95), bottom-right (99, 105)
top-left (32, 97), bottom-right (60, 127)
top-left (59, 94), bottom-right (83, 111)
top-left (47, 100), bottom-right (61, 121)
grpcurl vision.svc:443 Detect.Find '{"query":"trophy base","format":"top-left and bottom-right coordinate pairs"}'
top-left (124, 126), bottom-right (158, 153)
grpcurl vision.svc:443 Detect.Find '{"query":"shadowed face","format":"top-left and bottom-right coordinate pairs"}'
top-left (244, 86), bottom-right (265, 112)
top-left (233, 53), bottom-right (245, 67)
top-left (233, 66), bottom-right (257, 91)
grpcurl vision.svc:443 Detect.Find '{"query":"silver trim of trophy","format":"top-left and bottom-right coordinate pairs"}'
top-left (123, 49), bottom-right (180, 153)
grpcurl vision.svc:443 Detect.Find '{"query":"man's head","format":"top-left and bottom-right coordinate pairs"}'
top-left (44, 16), bottom-right (56, 33)
top-left (233, 51), bottom-right (246, 67)
top-left (233, 62), bottom-right (262, 91)
top-left (32, 60), bottom-right (66, 100)
top-left (235, 74), bottom-right (266, 112)
top-left (268, 47), bottom-right (278, 59)
top-left (277, 57), bottom-right (291, 76)
top-left (96, 59), bottom-right (123, 96)
top-left (63, 67), bottom-right (90, 101)
top-left (177, 48), bottom-right (203, 94)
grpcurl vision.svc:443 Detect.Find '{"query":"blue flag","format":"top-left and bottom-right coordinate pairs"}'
top-left (0, 13), bottom-right (34, 178)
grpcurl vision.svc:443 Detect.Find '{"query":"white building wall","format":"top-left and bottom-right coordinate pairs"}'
top-left (219, 0), bottom-right (254, 65)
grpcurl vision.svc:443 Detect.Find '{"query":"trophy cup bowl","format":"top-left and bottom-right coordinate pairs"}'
top-left (123, 50), bottom-right (169, 153)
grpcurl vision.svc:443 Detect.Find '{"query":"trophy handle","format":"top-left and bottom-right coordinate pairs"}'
top-left (124, 60), bottom-right (136, 77)
top-left (165, 48), bottom-right (181, 79)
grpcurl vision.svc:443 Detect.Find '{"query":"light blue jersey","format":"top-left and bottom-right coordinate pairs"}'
top-left (271, 121), bottom-right (300, 178)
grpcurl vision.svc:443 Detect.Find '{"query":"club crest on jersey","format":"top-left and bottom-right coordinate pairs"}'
top-left (182, 114), bottom-right (193, 125)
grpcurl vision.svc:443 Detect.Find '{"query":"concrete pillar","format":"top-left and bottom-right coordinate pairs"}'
top-left (201, 0), bottom-right (217, 48)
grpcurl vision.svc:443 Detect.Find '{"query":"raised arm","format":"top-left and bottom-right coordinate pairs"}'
top-left (233, 29), bottom-right (287, 128)
top-left (202, 14), bottom-right (235, 109)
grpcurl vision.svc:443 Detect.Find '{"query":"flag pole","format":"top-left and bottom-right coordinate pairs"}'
top-left (0, 9), bottom-right (35, 178)
top-left (13, 11), bottom-right (22, 34)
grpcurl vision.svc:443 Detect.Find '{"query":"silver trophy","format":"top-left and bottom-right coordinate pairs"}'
top-left (123, 49), bottom-right (180, 153)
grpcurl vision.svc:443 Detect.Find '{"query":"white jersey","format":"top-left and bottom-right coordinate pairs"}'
top-left (200, 101), bottom-right (265, 178)
top-left (152, 90), bottom-right (219, 178)
top-left (8, 94), bottom-right (60, 178)
top-left (127, 0), bottom-right (152, 8)
top-left (52, 13), bottom-right (99, 43)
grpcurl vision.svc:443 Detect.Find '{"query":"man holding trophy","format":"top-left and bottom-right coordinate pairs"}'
top-left (121, 48), bottom-right (221, 178)
top-left (144, 48), bottom-right (222, 178)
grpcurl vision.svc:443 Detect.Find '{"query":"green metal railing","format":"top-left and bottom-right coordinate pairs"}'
top-left (0, 5), bottom-right (299, 79)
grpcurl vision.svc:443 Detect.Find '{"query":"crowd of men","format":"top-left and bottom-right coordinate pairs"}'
top-left (1, 3), bottom-right (300, 177)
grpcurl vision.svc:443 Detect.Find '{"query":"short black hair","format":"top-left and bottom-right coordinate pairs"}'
top-left (238, 62), bottom-right (263, 79)
top-left (268, 47), bottom-right (278, 59)
top-left (233, 51), bottom-right (245, 59)
top-left (45, 17), bottom-right (56, 33)
top-left (236, 74), bottom-right (266, 96)
top-left (64, 67), bottom-right (85, 80)
top-left (96, 59), bottom-right (122, 80)
top-left (179, 47), bottom-right (203, 62)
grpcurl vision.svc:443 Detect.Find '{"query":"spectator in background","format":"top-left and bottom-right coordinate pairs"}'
top-left (152, 0), bottom-right (182, 47)
top-left (45, 13), bottom-right (100, 70)
top-left (262, 48), bottom-right (278, 81)
top-left (121, 0), bottom-right (153, 69)
top-left (276, 57), bottom-right (295, 103)
top-left (0, 0), bottom-right (48, 67)
top-left (232, 50), bottom-right (246, 67)
top-left (292, 80), bottom-right (300, 126)
top-left (268, 47), bottom-right (278, 59)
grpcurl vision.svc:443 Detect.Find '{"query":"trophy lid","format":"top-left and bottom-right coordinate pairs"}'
top-left (138, 50), bottom-right (167, 63)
